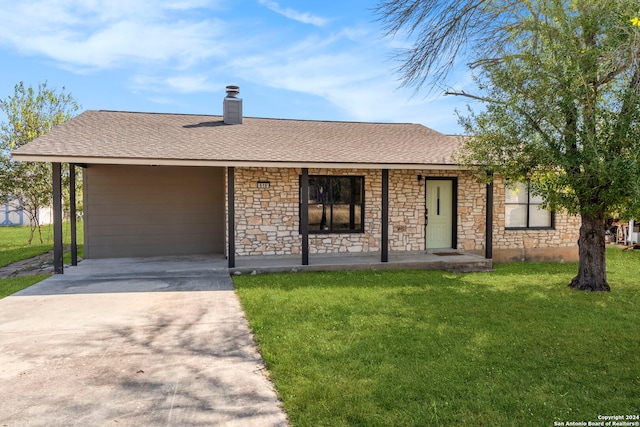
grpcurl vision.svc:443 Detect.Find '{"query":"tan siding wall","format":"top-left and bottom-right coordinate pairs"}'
top-left (84, 165), bottom-right (225, 258)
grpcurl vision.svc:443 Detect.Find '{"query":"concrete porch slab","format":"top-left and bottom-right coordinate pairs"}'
top-left (230, 250), bottom-right (492, 275)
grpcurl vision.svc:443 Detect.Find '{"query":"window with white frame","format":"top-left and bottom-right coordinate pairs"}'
top-left (504, 182), bottom-right (553, 229)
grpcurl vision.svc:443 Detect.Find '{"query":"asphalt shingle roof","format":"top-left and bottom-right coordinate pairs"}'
top-left (12, 110), bottom-right (462, 167)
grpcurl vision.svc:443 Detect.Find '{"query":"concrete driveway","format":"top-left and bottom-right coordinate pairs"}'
top-left (0, 256), bottom-right (289, 427)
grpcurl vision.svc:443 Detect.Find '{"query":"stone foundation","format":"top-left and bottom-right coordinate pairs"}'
top-left (493, 247), bottom-right (579, 263)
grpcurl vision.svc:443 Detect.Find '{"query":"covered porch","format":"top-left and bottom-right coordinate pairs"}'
top-left (46, 163), bottom-right (494, 274)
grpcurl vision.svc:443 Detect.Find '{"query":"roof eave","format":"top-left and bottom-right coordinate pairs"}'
top-left (11, 154), bottom-right (464, 170)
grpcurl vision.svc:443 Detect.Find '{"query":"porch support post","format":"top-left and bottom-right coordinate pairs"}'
top-left (485, 178), bottom-right (493, 259)
top-left (52, 162), bottom-right (64, 274)
top-left (381, 169), bottom-right (389, 263)
top-left (228, 166), bottom-right (235, 268)
top-left (69, 164), bottom-right (78, 266)
top-left (301, 168), bottom-right (309, 265)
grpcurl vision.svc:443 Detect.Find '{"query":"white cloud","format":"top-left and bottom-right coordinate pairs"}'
top-left (165, 0), bottom-right (217, 10)
top-left (258, 0), bottom-right (328, 27)
top-left (0, 0), bottom-right (468, 132)
top-left (165, 75), bottom-right (218, 93)
top-left (0, 0), bottom-right (226, 71)
top-left (129, 74), bottom-right (219, 94)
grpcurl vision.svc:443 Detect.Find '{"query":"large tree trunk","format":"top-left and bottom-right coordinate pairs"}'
top-left (569, 213), bottom-right (610, 291)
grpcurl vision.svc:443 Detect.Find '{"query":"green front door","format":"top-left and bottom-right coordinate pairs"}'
top-left (425, 180), bottom-right (453, 249)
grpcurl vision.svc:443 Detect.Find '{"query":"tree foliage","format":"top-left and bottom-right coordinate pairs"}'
top-left (0, 82), bottom-right (80, 243)
top-left (378, 0), bottom-right (640, 291)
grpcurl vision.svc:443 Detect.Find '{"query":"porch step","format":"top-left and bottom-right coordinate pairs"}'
top-left (230, 253), bottom-right (493, 275)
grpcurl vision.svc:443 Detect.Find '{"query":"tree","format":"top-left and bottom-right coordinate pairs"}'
top-left (377, 0), bottom-right (640, 291)
top-left (0, 82), bottom-right (80, 243)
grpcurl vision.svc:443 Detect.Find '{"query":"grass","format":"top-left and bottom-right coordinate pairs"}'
top-left (0, 275), bottom-right (51, 299)
top-left (0, 222), bottom-right (84, 268)
top-left (0, 222), bottom-right (83, 298)
top-left (234, 247), bottom-right (640, 426)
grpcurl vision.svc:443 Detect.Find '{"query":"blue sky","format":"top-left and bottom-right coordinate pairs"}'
top-left (0, 0), bottom-right (474, 134)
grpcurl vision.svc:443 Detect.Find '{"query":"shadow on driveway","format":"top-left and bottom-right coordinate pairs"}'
top-left (0, 256), bottom-right (289, 426)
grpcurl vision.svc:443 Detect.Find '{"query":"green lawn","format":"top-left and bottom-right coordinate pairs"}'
top-left (0, 275), bottom-right (51, 299)
top-left (234, 247), bottom-right (640, 427)
top-left (0, 223), bottom-right (83, 298)
top-left (0, 222), bottom-right (84, 268)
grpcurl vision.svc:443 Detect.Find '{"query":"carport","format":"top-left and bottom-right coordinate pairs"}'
top-left (44, 162), bottom-right (227, 273)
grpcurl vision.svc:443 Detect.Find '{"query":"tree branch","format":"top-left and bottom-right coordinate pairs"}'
top-left (376, 0), bottom-right (519, 92)
top-left (445, 90), bottom-right (556, 150)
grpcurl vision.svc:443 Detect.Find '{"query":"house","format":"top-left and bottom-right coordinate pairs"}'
top-left (11, 86), bottom-right (580, 273)
top-left (0, 197), bottom-right (52, 227)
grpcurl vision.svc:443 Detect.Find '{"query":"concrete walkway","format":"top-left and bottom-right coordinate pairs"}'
top-left (0, 256), bottom-right (289, 427)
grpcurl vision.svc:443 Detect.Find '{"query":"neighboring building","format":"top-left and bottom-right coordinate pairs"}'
top-left (11, 87), bottom-right (579, 265)
top-left (627, 220), bottom-right (639, 245)
top-left (0, 197), bottom-right (52, 227)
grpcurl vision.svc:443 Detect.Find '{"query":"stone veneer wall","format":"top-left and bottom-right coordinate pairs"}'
top-left (231, 167), bottom-right (384, 256)
top-left (232, 167), bottom-right (300, 256)
top-left (230, 167), bottom-right (488, 257)
top-left (388, 170), bottom-right (486, 254)
top-left (227, 167), bottom-right (579, 260)
top-left (491, 175), bottom-right (580, 262)
top-left (307, 169), bottom-right (382, 254)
